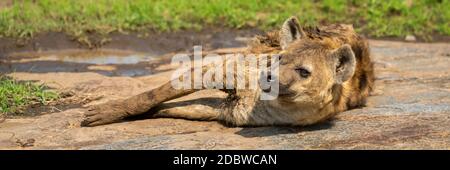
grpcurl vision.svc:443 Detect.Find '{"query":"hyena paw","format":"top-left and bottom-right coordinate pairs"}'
top-left (81, 101), bottom-right (128, 127)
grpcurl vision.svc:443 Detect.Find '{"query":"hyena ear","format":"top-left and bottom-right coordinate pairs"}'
top-left (279, 16), bottom-right (305, 50)
top-left (330, 44), bottom-right (356, 84)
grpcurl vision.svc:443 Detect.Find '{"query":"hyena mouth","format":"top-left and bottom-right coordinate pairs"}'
top-left (276, 85), bottom-right (297, 98)
top-left (277, 92), bottom-right (296, 98)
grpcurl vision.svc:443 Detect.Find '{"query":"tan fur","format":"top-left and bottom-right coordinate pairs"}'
top-left (81, 16), bottom-right (374, 127)
top-left (243, 22), bottom-right (374, 125)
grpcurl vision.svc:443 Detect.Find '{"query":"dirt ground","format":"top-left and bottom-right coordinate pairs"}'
top-left (0, 31), bottom-right (449, 149)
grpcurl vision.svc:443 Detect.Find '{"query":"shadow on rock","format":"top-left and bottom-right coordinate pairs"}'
top-left (235, 121), bottom-right (335, 138)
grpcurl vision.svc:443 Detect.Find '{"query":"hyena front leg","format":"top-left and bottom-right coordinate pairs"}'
top-left (81, 58), bottom-right (243, 126)
top-left (80, 67), bottom-right (220, 126)
top-left (81, 81), bottom-right (197, 127)
top-left (151, 97), bottom-right (223, 121)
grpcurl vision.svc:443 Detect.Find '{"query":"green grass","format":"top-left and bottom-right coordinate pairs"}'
top-left (0, 0), bottom-right (449, 41)
top-left (0, 75), bottom-right (59, 116)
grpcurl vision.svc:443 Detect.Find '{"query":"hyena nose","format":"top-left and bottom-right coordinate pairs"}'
top-left (266, 71), bottom-right (275, 82)
top-left (261, 71), bottom-right (275, 93)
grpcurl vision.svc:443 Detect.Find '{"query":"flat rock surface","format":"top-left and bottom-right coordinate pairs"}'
top-left (1, 40), bottom-right (449, 149)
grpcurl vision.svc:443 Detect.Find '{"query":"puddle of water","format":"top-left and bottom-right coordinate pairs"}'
top-left (8, 49), bottom-right (155, 65)
top-left (45, 54), bottom-right (153, 65)
top-left (2, 49), bottom-right (165, 77)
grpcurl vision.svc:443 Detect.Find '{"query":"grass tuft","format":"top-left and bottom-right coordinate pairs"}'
top-left (0, 75), bottom-right (59, 116)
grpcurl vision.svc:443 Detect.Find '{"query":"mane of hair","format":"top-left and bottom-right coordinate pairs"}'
top-left (247, 25), bottom-right (345, 54)
top-left (247, 31), bottom-right (282, 54)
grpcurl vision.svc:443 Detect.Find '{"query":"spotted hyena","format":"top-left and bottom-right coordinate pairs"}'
top-left (81, 16), bottom-right (374, 127)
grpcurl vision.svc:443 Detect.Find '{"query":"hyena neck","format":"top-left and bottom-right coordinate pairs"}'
top-left (219, 88), bottom-right (339, 126)
top-left (219, 89), bottom-right (300, 126)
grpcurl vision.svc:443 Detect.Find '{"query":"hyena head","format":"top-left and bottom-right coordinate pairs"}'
top-left (267, 17), bottom-right (356, 111)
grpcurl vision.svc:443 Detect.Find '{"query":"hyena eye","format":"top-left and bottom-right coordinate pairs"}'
top-left (295, 67), bottom-right (311, 78)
